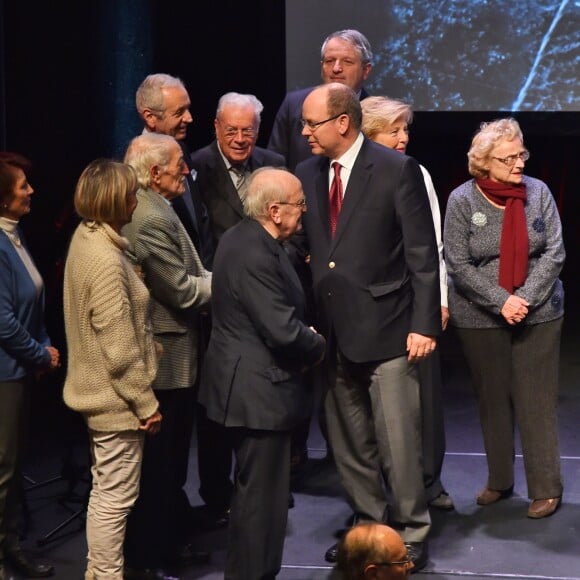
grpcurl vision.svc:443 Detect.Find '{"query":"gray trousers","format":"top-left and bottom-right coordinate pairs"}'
top-left (456, 318), bottom-right (563, 499)
top-left (325, 352), bottom-right (430, 543)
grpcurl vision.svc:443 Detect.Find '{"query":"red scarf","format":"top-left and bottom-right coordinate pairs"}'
top-left (476, 178), bottom-right (528, 293)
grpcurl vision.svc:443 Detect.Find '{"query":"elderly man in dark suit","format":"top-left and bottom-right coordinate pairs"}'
top-left (191, 92), bottom-right (285, 247)
top-left (295, 83), bottom-right (441, 571)
top-left (122, 133), bottom-right (212, 580)
top-left (189, 92), bottom-right (286, 527)
top-left (199, 167), bottom-right (326, 580)
top-left (268, 29), bottom-right (373, 171)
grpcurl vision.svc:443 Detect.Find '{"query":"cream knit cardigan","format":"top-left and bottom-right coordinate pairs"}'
top-left (63, 221), bottom-right (159, 431)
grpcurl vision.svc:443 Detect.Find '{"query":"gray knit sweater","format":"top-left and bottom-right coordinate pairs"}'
top-left (444, 176), bottom-right (564, 329)
top-left (63, 222), bottom-right (159, 431)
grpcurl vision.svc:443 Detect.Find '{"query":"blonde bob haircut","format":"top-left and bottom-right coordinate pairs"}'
top-left (468, 117), bottom-right (524, 178)
top-left (243, 166), bottom-right (297, 220)
top-left (360, 96), bottom-right (413, 140)
top-left (74, 159), bottom-right (138, 224)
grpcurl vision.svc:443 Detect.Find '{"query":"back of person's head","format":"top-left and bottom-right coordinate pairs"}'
top-left (326, 83), bottom-right (363, 130)
top-left (243, 166), bottom-right (296, 220)
top-left (124, 133), bottom-right (177, 189)
top-left (321, 29), bottom-right (373, 66)
top-left (216, 92), bottom-right (264, 124)
top-left (136, 73), bottom-right (186, 115)
top-left (360, 96), bottom-right (413, 139)
top-left (0, 152), bottom-right (31, 207)
top-left (337, 523), bottom-right (410, 580)
top-left (74, 158), bottom-right (138, 224)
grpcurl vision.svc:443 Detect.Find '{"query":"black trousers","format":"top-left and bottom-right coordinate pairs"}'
top-left (225, 427), bottom-right (291, 580)
top-left (196, 403), bottom-right (234, 513)
top-left (124, 386), bottom-right (196, 568)
top-left (0, 378), bottom-right (29, 559)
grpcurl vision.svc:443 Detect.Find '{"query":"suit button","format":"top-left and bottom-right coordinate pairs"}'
top-left (328, 261), bottom-right (336, 269)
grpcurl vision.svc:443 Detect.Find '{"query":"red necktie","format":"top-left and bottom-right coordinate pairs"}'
top-left (329, 161), bottom-right (343, 237)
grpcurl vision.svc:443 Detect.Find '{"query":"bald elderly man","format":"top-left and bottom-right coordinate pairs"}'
top-left (337, 523), bottom-right (413, 579)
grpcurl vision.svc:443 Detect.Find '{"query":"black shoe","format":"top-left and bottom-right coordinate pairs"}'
top-left (405, 542), bottom-right (428, 573)
top-left (198, 507), bottom-right (230, 530)
top-left (5, 551), bottom-right (54, 578)
top-left (124, 567), bottom-right (179, 580)
top-left (288, 493), bottom-right (295, 509)
top-left (324, 542), bottom-right (339, 563)
top-left (166, 544), bottom-right (211, 566)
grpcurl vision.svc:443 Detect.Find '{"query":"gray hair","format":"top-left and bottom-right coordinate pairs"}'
top-left (216, 92), bottom-right (264, 125)
top-left (123, 133), bottom-right (177, 188)
top-left (468, 118), bottom-right (524, 178)
top-left (136, 73), bottom-right (186, 115)
top-left (321, 29), bottom-right (373, 66)
top-left (360, 96), bottom-right (413, 139)
top-left (243, 167), bottom-right (297, 220)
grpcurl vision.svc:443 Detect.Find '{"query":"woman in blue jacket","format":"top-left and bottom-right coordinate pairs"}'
top-left (0, 152), bottom-right (60, 579)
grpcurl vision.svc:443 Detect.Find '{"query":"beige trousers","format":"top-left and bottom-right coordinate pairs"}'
top-left (85, 429), bottom-right (144, 580)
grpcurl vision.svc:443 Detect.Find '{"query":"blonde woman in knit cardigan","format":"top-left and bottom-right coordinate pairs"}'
top-left (63, 159), bottom-right (162, 580)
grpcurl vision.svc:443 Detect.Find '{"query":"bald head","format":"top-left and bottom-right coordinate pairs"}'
top-left (243, 167), bottom-right (305, 241)
top-left (337, 523), bottom-right (411, 579)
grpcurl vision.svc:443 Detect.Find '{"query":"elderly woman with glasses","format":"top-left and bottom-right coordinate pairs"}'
top-left (444, 117), bottom-right (564, 519)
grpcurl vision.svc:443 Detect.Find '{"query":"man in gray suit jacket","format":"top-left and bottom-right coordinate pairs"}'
top-left (122, 133), bottom-right (211, 579)
top-left (199, 167), bottom-right (325, 580)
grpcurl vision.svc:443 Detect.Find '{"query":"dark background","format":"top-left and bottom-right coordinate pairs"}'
top-left (1, 0), bottom-right (579, 363)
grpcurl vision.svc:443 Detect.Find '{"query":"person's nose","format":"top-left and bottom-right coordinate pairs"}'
top-left (183, 110), bottom-right (193, 124)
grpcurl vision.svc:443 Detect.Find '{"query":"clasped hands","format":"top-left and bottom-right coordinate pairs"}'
top-left (501, 295), bottom-right (529, 325)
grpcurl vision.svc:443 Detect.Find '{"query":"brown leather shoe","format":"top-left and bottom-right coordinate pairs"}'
top-left (476, 486), bottom-right (513, 505)
top-left (527, 497), bottom-right (560, 519)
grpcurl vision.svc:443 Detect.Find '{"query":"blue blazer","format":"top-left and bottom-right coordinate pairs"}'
top-left (0, 229), bottom-right (51, 380)
top-left (295, 138), bottom-right (441, 363)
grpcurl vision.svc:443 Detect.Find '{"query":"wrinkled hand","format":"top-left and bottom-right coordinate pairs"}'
top-left (441, 306), bottom-right (450, 332)
top-left (407, 333), bottom-right (436, 363)
top-left (501, 295), bottom-right (529, 325)
top-left (140, 410), bottom-right (162, 435)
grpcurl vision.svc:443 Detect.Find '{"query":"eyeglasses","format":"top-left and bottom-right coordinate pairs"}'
top-left (492, 150), bottom-right (530, 167)
top-left (300, 112), bottom-right (347, 131)
top-left (374, 556), bottom-right (412, 567)
top-left (275, 198), bottom-right (307, 208)
top-left (222, 127), bottom-right (257, 139)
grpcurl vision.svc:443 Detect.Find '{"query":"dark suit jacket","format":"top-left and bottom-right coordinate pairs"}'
top-left (295, 137), bottom-right (441, 363)
top-left (199, 218), bottom-right (325, 430)
top-left (189, 141), bottom-right (285, 248)
top-left (170, 141), bottom-right (215, 270)
top-left (268, 86), bottom-right (369, 172)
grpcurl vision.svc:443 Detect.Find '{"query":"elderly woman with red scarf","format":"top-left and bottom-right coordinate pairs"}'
top-left (444, 118), bottom-right (564, 519)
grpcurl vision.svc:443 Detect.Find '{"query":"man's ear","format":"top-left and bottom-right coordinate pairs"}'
top-left (150, 164), bottom-right (161, 185)
top-left (268, 202), bottom-right (282, 225)
top-left (142, 108), bottom-right (158, 131)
